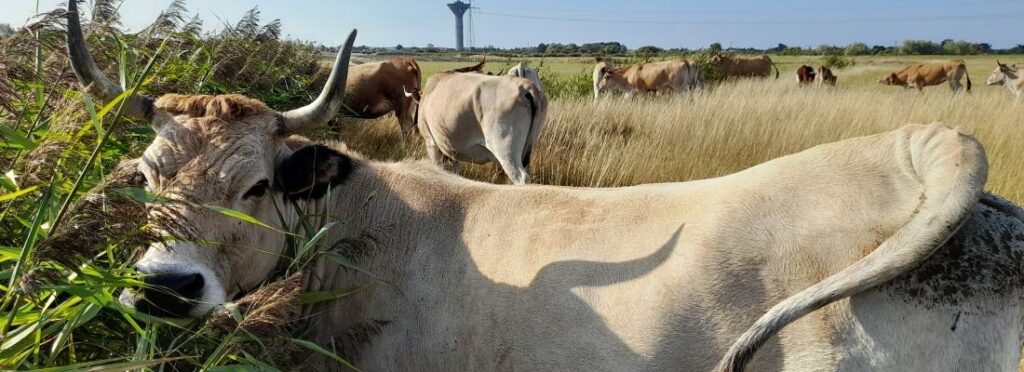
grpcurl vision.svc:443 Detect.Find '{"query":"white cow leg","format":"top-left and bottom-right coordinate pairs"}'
top-left (425, 138), bottom-right (444, 165)
top-left (486, 142), bottom-right (528, 185)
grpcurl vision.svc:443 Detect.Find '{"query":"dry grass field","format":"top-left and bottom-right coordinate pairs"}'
top-left (336, 62), bottom-right (1024, 204)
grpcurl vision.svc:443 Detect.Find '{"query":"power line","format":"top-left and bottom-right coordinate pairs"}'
top-left (475, 10), bottom-right (1024, 26)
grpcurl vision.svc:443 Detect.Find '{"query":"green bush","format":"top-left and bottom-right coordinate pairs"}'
top-left (822, 54), bottom-right (855, 69)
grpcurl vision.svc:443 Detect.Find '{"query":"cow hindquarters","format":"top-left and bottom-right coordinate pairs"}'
top-left (829, 292), bottom-right (1024, 372)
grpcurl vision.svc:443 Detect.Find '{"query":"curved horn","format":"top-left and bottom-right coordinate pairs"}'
top-left (66, 0), bottom-right (153, 119)
top-left (279, 29), bottom-right (357, 133)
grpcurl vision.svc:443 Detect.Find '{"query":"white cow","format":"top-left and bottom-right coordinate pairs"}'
top-left (63, 3), bottom-right (1024, 370)
top-left (507, 61), bottom-right (542, 88)
top-left (986, 61), bottom-right (1023, 98)
top-left (416, 66), bottom-right (547, 184)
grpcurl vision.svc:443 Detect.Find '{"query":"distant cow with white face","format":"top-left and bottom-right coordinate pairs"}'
top-left (986, 61), bottom-right (1022, 98)
top-left (593, 60), bottom-right (703, 99)
top-left (414, 63), bottom-right (547, 185)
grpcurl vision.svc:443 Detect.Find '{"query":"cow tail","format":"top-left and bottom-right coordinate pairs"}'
top-left (772, 62), bottom-right (780, 79)
top-left (411, 60), bottom-right (422, 127)
top-left (522, 88), bottom-right (542, 169)
top-left (964, 63), bottom-right (972, 92)
top-left (714, 125), bottom-right (987, 372)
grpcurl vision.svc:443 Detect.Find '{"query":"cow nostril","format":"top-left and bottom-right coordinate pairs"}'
top-left (137, 272), bottom-right (205, 318)
top-left (142, 272), bottom-right (205, 300)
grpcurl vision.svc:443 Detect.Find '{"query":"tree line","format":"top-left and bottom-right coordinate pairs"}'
top-left (338, 39), bottom-right (1024, 57)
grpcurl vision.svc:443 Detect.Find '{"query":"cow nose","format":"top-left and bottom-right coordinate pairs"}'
top-left (134, 267), bottom-right (205, 318)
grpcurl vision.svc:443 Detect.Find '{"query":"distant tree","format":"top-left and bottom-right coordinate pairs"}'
top-left (708, 42), bottom-right (722, 55)
top-left (941, 40), bottom-right (977, 55)
top-left (635, 45), bottom-right (663, 58)
top-left (767, 43), bottom-right (787, 53)
top-left (977, 43), bottom-right (992, 54)
top-left (0, 23), bottom-right (13, 38)
top-left (395, 44), bottom-right (403, 50)
top-left (900, 40), bottom-right (941, 55)
top-left (844, 42), bottom-right (870, 56)
top-left (871, 45), bottom-right (890, 54)
top-left (536, 43), bottom-right (547, 53)
top-left (816, 44), bottom-right (842, 55)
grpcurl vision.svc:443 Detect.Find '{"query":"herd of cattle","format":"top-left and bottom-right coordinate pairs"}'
top-left (58, 1), bottom-right (1024, 369)
top-left (338, 54), bottom-right (1018, 183)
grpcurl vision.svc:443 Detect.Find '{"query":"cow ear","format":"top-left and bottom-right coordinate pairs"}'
top-left (276, 145), bottom-right (354, 200)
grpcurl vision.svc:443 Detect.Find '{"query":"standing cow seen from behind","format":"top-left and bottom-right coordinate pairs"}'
top-left (797, 65), bottom-right (816, 86)
top-left (416, 62), bottom-right (547, 185)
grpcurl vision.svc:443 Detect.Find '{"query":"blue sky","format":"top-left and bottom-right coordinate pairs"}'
top-left (3, 0), bottom-right (1022, 49)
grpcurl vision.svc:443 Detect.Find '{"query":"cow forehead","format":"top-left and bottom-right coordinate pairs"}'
top-left (143, 111), bottom-right (284, 195)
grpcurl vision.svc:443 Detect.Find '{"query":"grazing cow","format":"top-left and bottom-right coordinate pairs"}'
top-left (65, 4), bottom-right (1024, 371)
top-left (592, 60), bottom-right (703, 99)
top-left (415, 63), bottom-right (547, 184)
top-left (796, 65), bottom-right (816, 86)
top-left (341, 58), bottom-right (421, 132)
top-left (709, 54), bottom-right (779, 79)
top-left (986, 61), bottom-right (1022, 98)
top-left (818, 65), bottom-right (837, 86)
top-left (879, 60), bottom-right (972, 92)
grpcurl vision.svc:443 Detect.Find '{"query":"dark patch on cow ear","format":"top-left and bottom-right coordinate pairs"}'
top-left (275, 145), bottom-right (353, 200)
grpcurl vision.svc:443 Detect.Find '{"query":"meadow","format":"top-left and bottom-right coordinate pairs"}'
top-left (1, 2), bottom-right (1023, 370)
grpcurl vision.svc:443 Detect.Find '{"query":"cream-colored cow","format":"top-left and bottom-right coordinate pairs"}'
top-left (415, 66), bottom-right (547, 184)
top-left (63, 2), bottom-right (1024, 371)
top-left (986, 61), bottom-right (1023, 98)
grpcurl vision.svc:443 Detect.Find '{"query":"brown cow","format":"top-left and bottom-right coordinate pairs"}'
top-left (796, 65), bottom-right (816, 86)
top-left (878, 60), bottom-right (971, 92)
top-left (818, 65), bottom-right (837, 86)
top-left (592, 60), bottom-right (703, 99)
top-left (341, 58), bottom-right (422, 132)
top-left (709, 55), bottom-right (779, 79)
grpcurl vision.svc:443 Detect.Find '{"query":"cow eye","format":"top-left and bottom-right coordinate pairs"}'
top-left (242, 179), bottom-right (269, 200)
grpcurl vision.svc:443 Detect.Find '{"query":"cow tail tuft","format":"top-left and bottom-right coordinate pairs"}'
top-left (964, 64), bottom-right (972, 92)
top-left (522, 90), bottom-right (538, 168)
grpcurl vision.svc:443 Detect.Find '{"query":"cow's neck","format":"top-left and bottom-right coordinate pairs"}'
top-left (296, 159), bottom-right (483, 346)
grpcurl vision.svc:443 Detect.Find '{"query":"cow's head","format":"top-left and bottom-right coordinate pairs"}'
top-left (65, 1), bottom-right (357, 318)
top-left (987, 61), bottom-right (1018, 86)
top-left (592, 62), bottom-right (628, 97)
top-left (878, 72), bottom-right (904, 86)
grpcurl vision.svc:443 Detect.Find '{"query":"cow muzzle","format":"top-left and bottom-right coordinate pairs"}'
top-left (119, 261), bottom-right (226, 318)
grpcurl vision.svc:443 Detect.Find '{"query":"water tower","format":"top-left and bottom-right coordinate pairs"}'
top-left (447, 1), bottom-right (471, 51)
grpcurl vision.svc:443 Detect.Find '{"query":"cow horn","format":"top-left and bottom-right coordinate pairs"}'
top-left (66, 0), bottom-right (153, 119)
top-left (279, 29), bottom-right (357, 133)
top-left (402, 85), bottom-right (417, 100)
